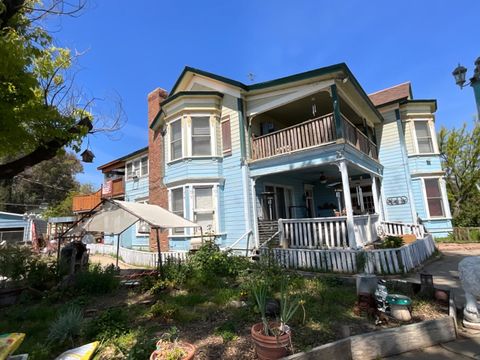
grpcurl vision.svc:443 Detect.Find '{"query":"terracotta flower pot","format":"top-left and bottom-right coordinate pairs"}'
top-left (150, 341), bottom-right (196, 360)
top-left (251, 322), bottom-right (291, 360)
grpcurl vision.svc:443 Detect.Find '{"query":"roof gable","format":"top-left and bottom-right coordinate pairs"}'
top-left (368, 82), bottom-right (412, 107)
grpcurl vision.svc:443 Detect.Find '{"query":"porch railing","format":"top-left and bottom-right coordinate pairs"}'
top-left (251, 113), bottom-right (336, 160)
top-left (278, 214), bottom-right (381, 249)
top-left (380, 221), bottom-right (426, 239)
top-left (342, 115), bottom-right (378, 160)
top-left (279, 217), bottom-right (348, 249)
top-left (261, 234), bottom-right (436, 274)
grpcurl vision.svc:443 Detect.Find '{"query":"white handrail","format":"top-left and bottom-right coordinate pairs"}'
top-left (221, 230), bottom-right (252, 251)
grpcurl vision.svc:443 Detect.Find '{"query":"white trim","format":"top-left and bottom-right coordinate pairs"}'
top-left (185, 76), bottom-right (242, 98)
top-left (125, 155), bottom-right (149, 180)
top-left (246, 80), bottom-right (334, 117)
top-left (168, 186), bottom-right (186, 236)
top-left (411, 119), bottom-right (439, 155)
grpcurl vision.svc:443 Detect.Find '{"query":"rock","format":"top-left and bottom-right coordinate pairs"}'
top-left (390, 305), bottom-right (412, 321)
top-left (228, 300), bottom-right (247, 308)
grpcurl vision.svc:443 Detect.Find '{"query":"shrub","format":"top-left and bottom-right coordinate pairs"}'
top-left (214, 321), bottom-right (238, 342)
top-left (150, 300), bottom-right (180, 322)
top-left (74, 264), bottom-right (119, 295)
top-left (83, 307), bottom-right (129, 339)
top-left (380, 235), bottom-right (404, 249)
top-left (188, 241), bottom-right (249, 281)
top-left (26, 257), bottom-right (57, 290)
top-left (0, 245), bottom-right (34, 282)
top-left (47, 307), bottom-right (83, 345)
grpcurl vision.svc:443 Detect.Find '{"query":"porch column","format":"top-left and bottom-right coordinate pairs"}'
top-left (371, 175), bottom-right (381, 218)
top-left (250, 177), bottom-right (260, 248)
top-left (338, 160), bottom-right (358, 248)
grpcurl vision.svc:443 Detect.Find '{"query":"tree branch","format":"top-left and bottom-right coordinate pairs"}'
top-left (0, 117), bottom-right (92, 180)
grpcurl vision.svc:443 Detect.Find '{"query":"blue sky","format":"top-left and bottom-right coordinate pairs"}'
top-left (47, 0), bottom-right (480, 186)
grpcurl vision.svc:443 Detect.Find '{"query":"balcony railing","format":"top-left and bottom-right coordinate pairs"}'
top-left (342, 115), bottom-right (378, 160)
top-left (102, 178), bottom-right (124, 198)
top-left (72, 190), bottom-right (101, 213)
top-left (250, 113), bottom-right (378, 161)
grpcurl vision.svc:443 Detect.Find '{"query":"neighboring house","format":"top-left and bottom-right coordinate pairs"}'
top-left (0, 211), bottom-right (46, 245)
top-left (78, 62), bottom-right (452, 253)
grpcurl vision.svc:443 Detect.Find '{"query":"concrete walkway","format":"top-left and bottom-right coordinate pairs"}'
top-left (386, 243), bottom-right (480, 359)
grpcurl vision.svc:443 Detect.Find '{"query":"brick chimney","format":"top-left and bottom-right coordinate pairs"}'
top-left (148, 88), bottom-right (169, 252)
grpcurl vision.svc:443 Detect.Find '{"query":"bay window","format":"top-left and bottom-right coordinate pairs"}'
top-left (194, 186), bottom-right (214, 232)
top-left (170, 120), bottom-right (182, 161)
top-left (192, 116), bottom-right (211, 156)
top-left (415, 121), bottom-right (434, 154)
top-left (424, 178), bottom-right (445, 217)
top-left (171, 188), bottom-right (184, 235)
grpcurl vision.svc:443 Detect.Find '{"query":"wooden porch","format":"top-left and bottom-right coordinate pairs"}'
top-left (251, 113), bottom-right (378, 162)
top-left (101, 177), bottom-right (125, 198)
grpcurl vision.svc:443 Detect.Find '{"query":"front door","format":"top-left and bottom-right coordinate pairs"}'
top-left (304, 185), bottom-right (315, 217)
top-left (262, 185), bottom-right (293, 220)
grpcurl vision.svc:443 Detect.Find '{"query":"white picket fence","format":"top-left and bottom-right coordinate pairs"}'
top-left (87, 243), bottom-right (188, 268)
top-left (260, 234), bottom-right (436, 275)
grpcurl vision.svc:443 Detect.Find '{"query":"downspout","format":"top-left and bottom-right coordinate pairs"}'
top-left (395, 109), bottom-right (417, 223)
top-left (238, 98), bottom-right (253, 249)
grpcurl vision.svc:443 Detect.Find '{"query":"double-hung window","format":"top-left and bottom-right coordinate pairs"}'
top-left (135, 198), bottom-right (150, 236)
top-left (170, 120), bottom-right (182, 161)
top-left (194, 186), bottom-right (214, 232)
top-left (191, 116), bottom-right (211, 156)
top-left (126, 156), bottom-right (148, 180)
top-left (171, 188), bottom-right (184, 235)
top-left (424, 178), bottom-right (445, 217)
top-left (415, 121), bottom-right (434, 154)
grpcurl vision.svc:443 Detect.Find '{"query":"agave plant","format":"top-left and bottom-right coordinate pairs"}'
top-left (47, 307), bottom-right (83, 346)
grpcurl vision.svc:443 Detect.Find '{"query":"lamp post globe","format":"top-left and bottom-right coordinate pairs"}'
top-left (453, 64), bottom-right (468, 88)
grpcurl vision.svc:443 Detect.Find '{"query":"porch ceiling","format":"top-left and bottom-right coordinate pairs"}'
top-left (283, 163), bottom-right (369, 181)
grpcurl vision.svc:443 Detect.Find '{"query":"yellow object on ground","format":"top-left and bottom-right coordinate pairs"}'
top-left (55, 341), bottom-right (99, 360)
top-left (0, 333), bottom-right (26, 360)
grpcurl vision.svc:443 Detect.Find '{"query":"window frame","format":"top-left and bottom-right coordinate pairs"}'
top-left (169, 118), bottom-right (183, 162)
top-left (413, 120), bottom-right (437, 155)
top-left (170, 187), bottom-right (185, 235)
top-left (192, 185), bottom-right (215, 234)
top-left (135, 197), bottom-right (150, 236)
top-left (422, 177), bottom-right (447, 219)
top-left (190, 115), bottom-right (213, 157)
top-left (126, 155), bottom-right (148, 180)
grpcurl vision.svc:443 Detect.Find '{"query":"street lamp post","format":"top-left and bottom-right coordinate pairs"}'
top-left (452, 57), bottom-right (480, 121)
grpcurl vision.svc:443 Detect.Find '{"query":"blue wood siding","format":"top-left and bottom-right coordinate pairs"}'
top-left (376, 111), bottom-right (415, 223)
top-left (408, 155), bottom-right (442, 175)
top-left (0, 213), bottom-right (27, 229)
top-left (117, 174), bottom-right (149, 249)
top-left (164, 160), bottom-right (222, 185)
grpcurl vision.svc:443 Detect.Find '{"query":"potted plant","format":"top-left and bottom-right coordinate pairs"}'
top-left (150, 327), bottom-right (196, 360)
top-left (250, 279), bottom-right (303, 360)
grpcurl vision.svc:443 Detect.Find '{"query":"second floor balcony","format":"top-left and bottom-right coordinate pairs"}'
top-left (251, 112), bottom-right (378, 162)
top-left (101, 177), bottom-right (125, 198)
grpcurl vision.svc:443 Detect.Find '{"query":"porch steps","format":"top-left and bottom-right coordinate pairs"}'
top-left (258, 220), bottom-right (280, 248)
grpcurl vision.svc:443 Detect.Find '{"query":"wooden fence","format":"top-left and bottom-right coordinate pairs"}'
top-left (87, 243), bottom-right (188, 268)
top-left (260, 234), bottom-right (436, 275)
top-left (452, 227), bottom-right (480, 242)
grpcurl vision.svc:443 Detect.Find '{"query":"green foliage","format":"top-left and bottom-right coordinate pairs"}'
top-left (0, 1), bottom-right (91, 162)
top-left (439, 124), bottom-right (480, 226)
top-left (149, 300), bottom-right (180, 322)
top-left (214, 321), bottom-right (238, 342)
top-left (379, 235), bottom-right (404, 249)
top-left (188, 241), bottom-right (250, 284)
top-left (47, 307), bottom-right (83, 346)
top-left (0, 244), bottom-right (33, 281)
top-left (74, 264), bottom-right (119, 295)
top-left (0, 152), bottom-right (83, 214)
top-left (83, 307), bottom-right (129, 340)
top-left (25, 256), bottom-right (57, 290)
